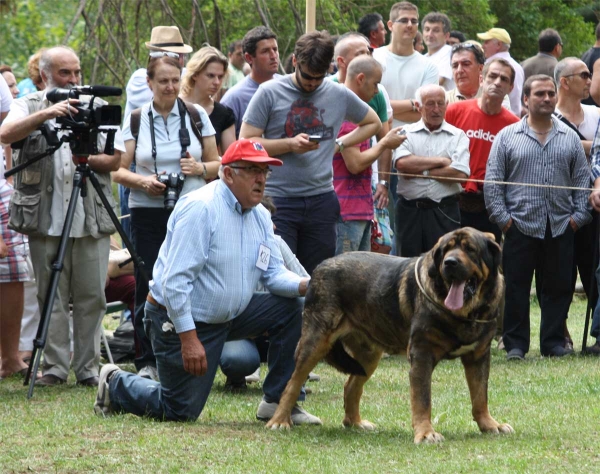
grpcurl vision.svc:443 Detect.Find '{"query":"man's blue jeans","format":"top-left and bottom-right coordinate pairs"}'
top-left (108, 293), bottom-right (305, 421)
top-left (272, 191), bottom-right (340, 276)
top-left (335, 219), bottom-right (371, 254)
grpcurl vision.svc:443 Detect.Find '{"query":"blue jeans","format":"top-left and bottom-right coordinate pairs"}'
top-left (335, 219), bottom-right (371, 254)
top-left (271, 191), bottom-right (340, 276)
top-left (108, 293), bottom-right (305, 421)
top-left (220, 340), bottom-right (261, 382)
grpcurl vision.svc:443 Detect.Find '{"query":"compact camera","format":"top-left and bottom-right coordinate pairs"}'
top-left (157, 172), bottom-right (185, 210)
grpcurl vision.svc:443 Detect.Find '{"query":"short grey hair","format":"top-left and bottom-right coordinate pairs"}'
top-left (39, 46), bottom-right (78, 79)
top-left (554, 57), bottom-right (584, 89)
top-left (415, 84), bottom-right (446, 105)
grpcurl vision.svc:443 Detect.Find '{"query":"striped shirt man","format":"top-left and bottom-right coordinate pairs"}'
top-left (149, 179), bottom-right (303, 334)
top-left (484, 116), bottom-right (592, 239)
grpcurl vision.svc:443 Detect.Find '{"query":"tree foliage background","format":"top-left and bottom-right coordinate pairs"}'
top-left (0, 0), bottom-right (598, 94)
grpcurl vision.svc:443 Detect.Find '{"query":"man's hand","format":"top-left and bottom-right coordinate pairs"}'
top-left (179, 330), bottom-right (207, 376)
top-left (0, 239), bottom-right (8, 259)
top-left (46, 99), bottom-right (80, 121)
top-left (298, 277), bottom-right (310, 296)
top-left (502, 218), bottom-right (513, 233)
top-left (142, 175), bottom-right (167, 196)
top-left (289, 134), bottom-right (319, 154)
top-left (379, 126), bottom-right (407, 150)
top-left (180, 152), bottom-right (200, 176)
top-left (373, 183), bottom-right (389, 209)
top-left (569, 217), bottom-right (578, 232)
top-left (589, 188), bottom-right (600, 212)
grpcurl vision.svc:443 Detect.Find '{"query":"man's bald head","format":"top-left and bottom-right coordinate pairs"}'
top-left (347, 55), bottom-right (382, 81)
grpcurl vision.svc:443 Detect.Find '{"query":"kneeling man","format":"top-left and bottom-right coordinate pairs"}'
top-left (94, 139), bottom-right (319, 424)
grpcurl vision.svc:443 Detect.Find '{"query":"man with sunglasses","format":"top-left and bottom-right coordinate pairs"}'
top-left (555, 57), bottom-right (600, 354)
top-left (240, 30), bottom-right (380, 276)
top-left (95, 139), bottom-right (322, 425)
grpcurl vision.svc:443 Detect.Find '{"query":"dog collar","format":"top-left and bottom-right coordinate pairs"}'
top-left (414, 257), bottom-right (495, 325)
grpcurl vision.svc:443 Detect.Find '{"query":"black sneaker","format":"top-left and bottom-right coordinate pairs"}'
top-left (506, 348), bottom-right (525, 361)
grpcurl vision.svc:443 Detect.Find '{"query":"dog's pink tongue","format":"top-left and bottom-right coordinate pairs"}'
top-left (444, 281), bottom-right (466, 311)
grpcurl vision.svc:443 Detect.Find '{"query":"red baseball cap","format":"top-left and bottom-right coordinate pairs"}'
top-left (221, 139), bottom-right (283, 166)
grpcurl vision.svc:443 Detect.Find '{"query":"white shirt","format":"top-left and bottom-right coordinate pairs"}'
top-left (393, 119), bottom-right (470, 201)
top-left (373, 48), bottom-right (439, 127)
top-left (4, 93), bottom-right (125, 236)
top-left (426, 44), bottom-right (455, 91)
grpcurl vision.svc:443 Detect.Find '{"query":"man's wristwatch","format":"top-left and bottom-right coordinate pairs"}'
top-left (422, 169), bottom-right (430, 177)
top-left (378, 179), bottom-right (389, 188)
top-left (335, 138), bottom-right (345, 153)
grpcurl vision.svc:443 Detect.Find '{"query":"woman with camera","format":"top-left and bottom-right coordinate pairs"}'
top-left (112, 53), bottom-right (220, 380)
top-left (180, 46), bottom-right (236, 155)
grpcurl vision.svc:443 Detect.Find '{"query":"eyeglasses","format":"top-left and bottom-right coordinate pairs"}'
top-left (228, 165), bottom-right (272, 178)
top-left (393, 18), bottom-right (419, 25)
top-left (296, 64), bottom-right (326, 82)
top-left (563, 71), bottom-right (592, 81)
top-left (149, 51), bottom-right (180, 59)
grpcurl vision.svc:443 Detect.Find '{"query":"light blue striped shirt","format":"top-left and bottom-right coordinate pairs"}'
top-left (149, 179), bottom-right (304, 333)
top-left (484, 116), bottom-right (592, 239)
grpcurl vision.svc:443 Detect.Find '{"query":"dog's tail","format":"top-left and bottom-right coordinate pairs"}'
top-left (324, 340), bottom-right (367, 376)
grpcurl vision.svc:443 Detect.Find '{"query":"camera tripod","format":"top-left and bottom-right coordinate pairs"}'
top-left (8, 136), bottom-right (147, 398)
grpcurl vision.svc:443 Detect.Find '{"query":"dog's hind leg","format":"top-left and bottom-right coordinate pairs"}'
top-left (461, 351), bottom-right (515, 436)
top-left (266, 317), bottom-right (342, 430)
top-left (342, 336), bottom-right (383, 430)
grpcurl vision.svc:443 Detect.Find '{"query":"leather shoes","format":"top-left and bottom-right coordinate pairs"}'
top-left (542, 345), bottom-right (574, 358)
top-left (35, 374), bottom-right (66, 386)
top-left (583, 341), bottom-right (600, 356)
top-left (76, 376), bottom-right (99, 387)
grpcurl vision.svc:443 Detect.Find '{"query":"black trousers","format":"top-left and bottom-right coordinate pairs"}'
top-left (130, 207), bottom-right (171, 370)
top-left (502, 221), bottom-right (574, 355)
top-left (395, 196), bottom-right (460, 257)
top-left (460, 209), bottom-right (502, 244)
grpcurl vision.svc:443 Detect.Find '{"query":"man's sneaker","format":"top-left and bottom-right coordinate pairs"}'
top-left (138, 365), bottom-right (158, 381)
top-left (94, 364), bottom-right (121, 417)
top-left (256, 400), bottom-right (322, 425)
top-left (506, 348), bottom-right (525, 361)
top-left (224, 377), bottom-right (247, 393)
top-left (542, 345), bottom-right (574, 358)
top-left (245, 368), bottom-right (261, 384)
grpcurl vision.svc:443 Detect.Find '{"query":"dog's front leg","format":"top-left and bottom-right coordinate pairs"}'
top-left (461, 349), bottom-right (514, 436)
top-left (409, 350), bottom-right (444, 444)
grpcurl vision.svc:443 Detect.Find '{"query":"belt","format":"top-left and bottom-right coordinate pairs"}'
top-left (401, 195), bottom-right (458, 209)
top-left (146, 293), bottom-right (167, 311)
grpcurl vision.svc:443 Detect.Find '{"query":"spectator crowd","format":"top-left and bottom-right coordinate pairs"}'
top-left (1, 1), bottom-right (600, 424)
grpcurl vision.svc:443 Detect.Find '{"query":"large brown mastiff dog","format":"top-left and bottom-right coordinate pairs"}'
top-left (266, 227), bottom-right (514, 443)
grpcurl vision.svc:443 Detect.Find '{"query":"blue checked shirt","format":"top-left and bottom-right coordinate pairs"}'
top-left (484, 116), bottom-right (591, 239)
top-left (149, 179), bottom-right (304, 333)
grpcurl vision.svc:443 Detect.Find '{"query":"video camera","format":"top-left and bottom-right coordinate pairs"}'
top-left (42, 85), bottom-right (123, 157)
top-left (47, 85), bottom-right (122, 129)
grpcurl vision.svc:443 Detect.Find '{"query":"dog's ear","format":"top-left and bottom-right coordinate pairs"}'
top-left (428, 238), bottom-right (446, 278)
top-left (483, 235), bottom-right (502, 275)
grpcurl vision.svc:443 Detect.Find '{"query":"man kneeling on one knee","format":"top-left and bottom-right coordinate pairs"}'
top-left (94, 139), bottom-right (321, 424)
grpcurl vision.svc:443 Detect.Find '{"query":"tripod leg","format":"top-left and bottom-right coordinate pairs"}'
top-left (87, 171), bottom-right (148, 283)
top-left (25, 170), bottom-right (83, 399)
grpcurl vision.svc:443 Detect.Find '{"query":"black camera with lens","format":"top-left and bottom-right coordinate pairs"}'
top-left (47, 85), bottom-right (122, 129)
top-left (157, 172), bottom-right (185, 210)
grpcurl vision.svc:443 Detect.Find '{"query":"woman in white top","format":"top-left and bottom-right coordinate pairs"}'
top-left (112, 53), bottom-right (220, 378)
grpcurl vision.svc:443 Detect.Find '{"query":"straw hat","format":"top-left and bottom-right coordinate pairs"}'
top-left (145, 26), bottom-right (193, 53)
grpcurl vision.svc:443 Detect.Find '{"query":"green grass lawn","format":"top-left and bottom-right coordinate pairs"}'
top-left (1, 296), bottom-right (600, 473)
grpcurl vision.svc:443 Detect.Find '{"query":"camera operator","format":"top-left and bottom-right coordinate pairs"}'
top-left (111, 53), bottom-right (220, 381)
top-left (0, 46), bottom-right (125, 387)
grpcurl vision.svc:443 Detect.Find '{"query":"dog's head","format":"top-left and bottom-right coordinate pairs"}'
top-left (427, 227), bottom-right (502, 312)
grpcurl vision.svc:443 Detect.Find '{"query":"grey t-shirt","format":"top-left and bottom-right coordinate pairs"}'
top-left (243, 75), bottom-right (370, 197)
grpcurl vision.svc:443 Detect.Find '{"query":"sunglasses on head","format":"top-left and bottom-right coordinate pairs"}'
top-left (149, 51), bottom-right (180, 59)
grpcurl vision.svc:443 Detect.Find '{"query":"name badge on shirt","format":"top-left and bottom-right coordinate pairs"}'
top-left (256, 244), bottom-right (271, 271)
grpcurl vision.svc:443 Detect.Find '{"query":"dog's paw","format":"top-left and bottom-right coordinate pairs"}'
top-left (496, 423), bottom-right (514, 435)
top-left (414, 430), bottom-right (445, 444)
top-left (266, 419), bottom-right (292, 430)
top-left (343, 419), bottom-right (376, 430)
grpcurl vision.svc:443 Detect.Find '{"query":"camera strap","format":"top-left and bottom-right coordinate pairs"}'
top-left (148, 98), bottom-right (190, 176)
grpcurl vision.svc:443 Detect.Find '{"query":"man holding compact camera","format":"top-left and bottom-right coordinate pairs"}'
top-left (0, 46), bottom-right (125, 387)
